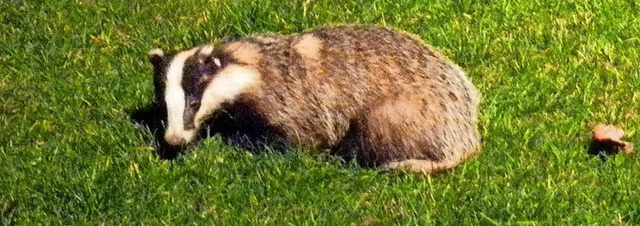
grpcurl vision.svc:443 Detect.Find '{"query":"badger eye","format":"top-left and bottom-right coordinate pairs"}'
top-left (187, 100), bottom-right (199, 108)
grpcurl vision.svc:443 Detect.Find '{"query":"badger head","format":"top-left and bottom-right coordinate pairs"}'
top-left (148, 45), bottom-right (260, 148)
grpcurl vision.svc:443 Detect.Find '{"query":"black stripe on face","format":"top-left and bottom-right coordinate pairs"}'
top-left (180, 47), bottom-right (226, 130)
top-left (183, 95), bottom-right (200, 130)
top-left (181, 53), bottom-right (203, 130)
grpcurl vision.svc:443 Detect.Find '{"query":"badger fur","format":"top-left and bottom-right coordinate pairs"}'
top-left (147, 24), bottom-right (481, 174)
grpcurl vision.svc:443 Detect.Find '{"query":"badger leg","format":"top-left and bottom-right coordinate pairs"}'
top-left (380, 159), bottom-right (459, 175)
top-left (339, 96), bottom-right (480, 175)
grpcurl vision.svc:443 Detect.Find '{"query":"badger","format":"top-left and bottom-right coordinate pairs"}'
top-left (147, 24), bottom-right (482, 175)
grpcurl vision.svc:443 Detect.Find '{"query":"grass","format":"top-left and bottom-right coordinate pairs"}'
top-left (2, 0), bottom-right (640, 224)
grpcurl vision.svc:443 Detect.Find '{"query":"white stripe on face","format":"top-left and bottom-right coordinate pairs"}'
top-left (199, 45), bottom-right (214, 56)
top-left (163, 47), bottom-right (199, 146)
top-left (193, 64), bottom-right (261, 128)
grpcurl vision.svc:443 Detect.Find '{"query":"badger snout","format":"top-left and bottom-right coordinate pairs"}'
top-left (164, 134), bottom-right (187, 147)
top-left (164, 129), bottom-right (197, 148)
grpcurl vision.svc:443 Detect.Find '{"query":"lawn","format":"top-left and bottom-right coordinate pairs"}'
top-left (2, 0), bottom-right (640, 224)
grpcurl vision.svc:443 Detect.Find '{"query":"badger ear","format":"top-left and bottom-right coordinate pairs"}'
top-left (213, 57), bottom-right (222, 68)
top-left (149, 48), bottom-right (167, 105)
top-left (148, 48), bottom-right (166, 69)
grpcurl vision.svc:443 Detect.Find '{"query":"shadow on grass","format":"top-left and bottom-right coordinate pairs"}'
top-left (128, 102), bottom-right (298, 160)
top-left (587, 140), bottom-right (624, 161)
top-left (128, 104), bottom-right (180, 160)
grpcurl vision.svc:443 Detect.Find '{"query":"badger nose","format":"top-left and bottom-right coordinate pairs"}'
top-left (165, 135), bottom-right (187, 148)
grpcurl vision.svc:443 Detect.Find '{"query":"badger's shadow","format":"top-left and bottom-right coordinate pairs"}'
top-left (128, 103), bottom-right (297, 160)
top-left (128, 104), bottom-right (180, 159)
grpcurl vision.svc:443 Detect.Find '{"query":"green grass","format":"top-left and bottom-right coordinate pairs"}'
top-left (2, 0), bottom-right (640, 224)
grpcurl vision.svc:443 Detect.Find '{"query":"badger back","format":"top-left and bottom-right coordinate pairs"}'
top-left (230, 25), bottom-right (480, 147)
